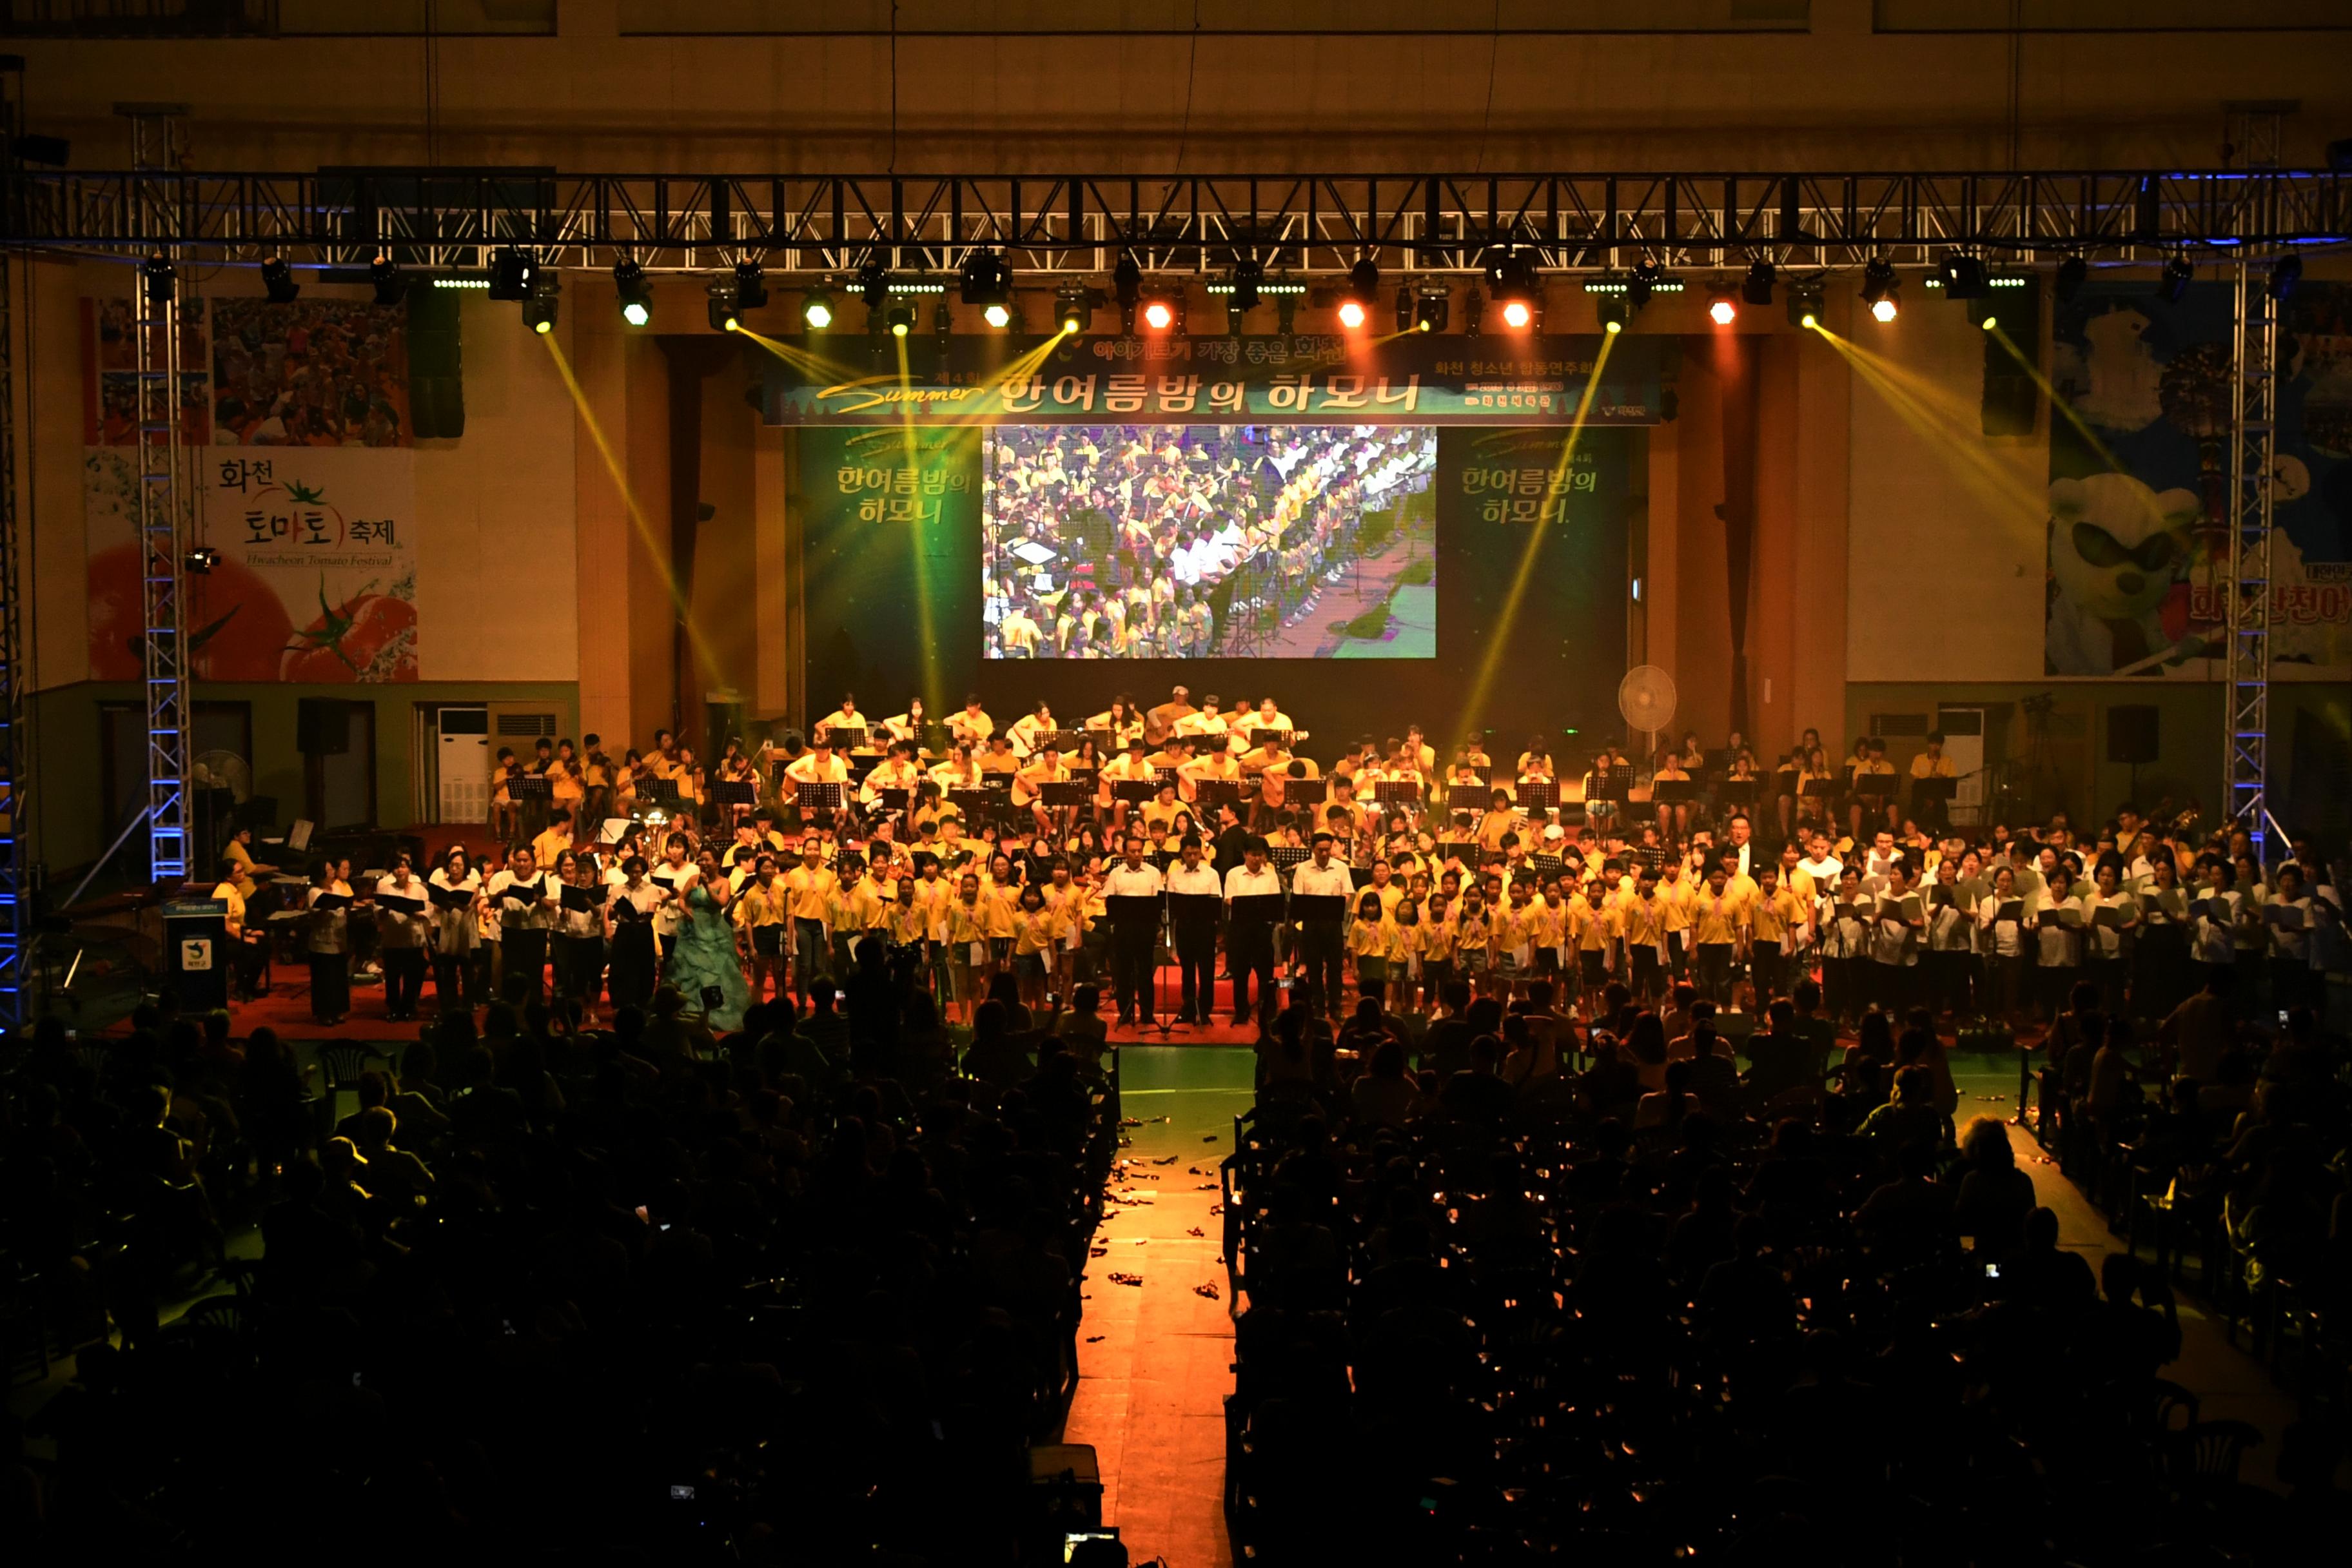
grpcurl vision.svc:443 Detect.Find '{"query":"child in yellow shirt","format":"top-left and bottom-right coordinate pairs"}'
top-left (1348, 888), bottom-right (1395, 1011)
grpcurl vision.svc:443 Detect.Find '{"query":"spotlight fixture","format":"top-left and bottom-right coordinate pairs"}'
top-left (1788, 281), bottom-right (1825, 329)
top-left (1627, 260), bottom-right (1665, 310)
top-left (2157, 255), bottom-right (2194, 304)
top-left (1413, 288), bottom-right (1449, 334)
top-left (1938, 253), bottom-right (1988, 300)
top-left (2267, 255), bottom-right (2302, 302)
top-left (801, 287), bottom-right (836, 331)
top-left (1741, 259), bottom-right (1777, 306)
top-left (522, 273), bottom-right (560, 335)
top-left (368, 252), bottom-right (405, 306)
top-left (1596, 299), bottom-right (1628, 335)
top-left (141, 251), bottom-right (174, 304)
top-left (1113, 254), bottom-right (1142, 311)
top-left (1859, 257), bottom-right (1896, 307)
top-left (614, 259), bottom-right (652, 326)
top-left (182, 546), bottom-right (220, 575)
top-left (1395, 284), bottom-right (1415, 335)
top-left (731, 259), bottom-right (768, 312)
top-left (1055, 284), bottom-right (1093, 335)
top-left (2056, 255), bottom-right (2088, 302)
top-left (487, 246), bottom-right (537, 301)
top-left (1230, 256), bottom-right (1264, 311)
top-left (1871, 291), bottom-right (1900, 324)
top-left (1338, 256), bottom-right (1378, 329)
top-left (1460, 287), bottom-right (1484, 340)
top-left (886, 300), bottom-right (916, 337)
top-left (959, 249), bottom-right (1014, 328)
top-left (1485, 249), bottom-right (1540, 329)
top-left (1142, 298), bottom-right (1175, 331)
top-left (1275, 291), bottom-right (1298, 335)
top-left (260, 255), bottom-right (300, 304)
top-left (707, 277), bottom-right (742, 332)
top-left (856, 259), bottom-right (892, 311)
top-left (1707, 288), bottom-right (1738, 326)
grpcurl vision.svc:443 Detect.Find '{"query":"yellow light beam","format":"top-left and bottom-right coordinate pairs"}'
top-left (1808, 323), bottom-right (2048, 535)
top-left (540, 333), bottom-right (727, 698)
top-left (1985, 324), bottom-right (2130, 475)
top-left (891, 331), bottom-right (945, 714)
top-left (1453, 329), bottom-right (1617, 745)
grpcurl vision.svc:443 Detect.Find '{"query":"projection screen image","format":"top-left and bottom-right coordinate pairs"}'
top-left (981, 424), bottom-right (1438, 659)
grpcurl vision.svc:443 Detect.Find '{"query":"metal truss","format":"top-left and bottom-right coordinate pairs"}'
top-left (0, 66), bottom-right (24, 1026)
top-left (2224, 260), bottom-right (2280, 860)
top-left (6, 168), bottom-right (2344, 277)
top-left (126, 106), bottom-right (194, 886)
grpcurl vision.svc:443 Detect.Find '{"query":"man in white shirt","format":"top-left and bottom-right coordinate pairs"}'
top-left (1222, 836), bottom-right (1284, 1034)
top-left (1164, 836), bottom-right (1224, 1024)
top-left (1102, 836), bottom-right (1168, 1025)
top-left (1289, 830), bottom-right (1355, 1021)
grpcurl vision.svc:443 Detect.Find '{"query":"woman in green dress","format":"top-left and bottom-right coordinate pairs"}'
top-left (663, 847), bottom-right (751, 1032)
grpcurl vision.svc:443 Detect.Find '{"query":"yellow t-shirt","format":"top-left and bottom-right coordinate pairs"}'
top-left (1690, 890), bottom-right (1743, 946)
top-left (781, 864), bottom-right (838, 921)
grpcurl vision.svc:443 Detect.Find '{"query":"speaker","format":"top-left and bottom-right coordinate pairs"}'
top-left (297, 698), bottom-right (350, 755)
top-left (406, 286), bottom-right (466, 439)
top-left (2107, 705), bottom-right (2159, 765)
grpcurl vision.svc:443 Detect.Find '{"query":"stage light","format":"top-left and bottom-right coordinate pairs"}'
top-left (960, 249), bottom-right (1014, 326)
top-left (1395, 284), bottom-right (1415, 334)
top-left (1486, 249), bottom-right (1539, 328)
top-left (1337, 297), bottom-right (1367, 329)
top-left (1461, 287), bottom-right (1484, 339)
top-left (1230, 256), bottom-right (1264, 311)
top-left (260, 255), bottom-right (300, 304)
top-left (368, 253), bottom-right (405, 306)
top-left (887, 300), bottom-right (916, 337)
top-left (1596, 299), bottom-right (1628, 334)
top-left (1143, 298), bottom-right (1175, 331)
top-left (141, 251), bottom-right (174, 304)
top-left (1788, 281), bottom-right (1824, 329)
top-left (1707, 290), bottom-right (1737, 326)
top-left (733, 259), bottom-right (769, 311)
top-left (2056, 255), bottom-right (2087, 302)
top-left (1055, 285), bottom-right (1092, 335)
top-left (1938, 253), bottom-right (1988, 300)
top-left (857, 259), bottom-right (891, 311)
top-left (614, 259), bottom-right (652, 326)
top-left (801, 288), bottom-right (835, 330)
top-left (1413, 288), bottom-right (1449, 333)
top-left (1343, 255), bottom-right (1379, 318)
top-left (1871, 294), bottom-right (1899, 323)
top-left (1742, 259), bottom-right (1776, 306)
top-left (522, 274), bottom-right (560, 335)
top-left (1859, 256), bottom-right (1897, 314)
top-left (182, 546), bottom-right (219, 575)
top-left (1113, 253), bottom-right (1142, 311)
top-left (707, 277), bottom-right (741, 332)
top-left (1275, 292), bottom-right (1298, 334)
top-left (1628, 260), bottom-right (1664, 310)
top-left (487, 247), bottom-right (536, 301)
top-left (1979, 312), bottom-right (1997, 332)
top-left (2157, 255), bottom-right (2194, 304)
top-left (2268, 255), bottom-right (2302, 301)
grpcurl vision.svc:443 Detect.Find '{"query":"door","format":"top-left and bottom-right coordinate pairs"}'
top-left (305, 701), bottom-right (377, 830)
top-left (1936, 707), bottom-right (1987, 825)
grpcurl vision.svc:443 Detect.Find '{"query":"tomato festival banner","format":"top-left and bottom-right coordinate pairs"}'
top-left (762, 333), bottom-right (1671, 426)
top-left (85, 446), bottom-right (419, 683)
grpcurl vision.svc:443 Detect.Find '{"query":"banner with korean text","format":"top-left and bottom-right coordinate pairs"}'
top-left (86, 447), bottom-right (419, 683)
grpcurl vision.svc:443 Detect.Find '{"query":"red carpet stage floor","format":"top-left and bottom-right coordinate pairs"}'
top-left (108, 964), bottom-right (1280, 1047)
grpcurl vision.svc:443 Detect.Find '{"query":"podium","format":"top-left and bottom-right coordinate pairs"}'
top-left (163, 895), bottom-right (230, 1011)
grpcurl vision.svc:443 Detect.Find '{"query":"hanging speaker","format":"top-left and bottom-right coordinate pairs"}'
top-left (2106, 705), bottom-right (2159, 765)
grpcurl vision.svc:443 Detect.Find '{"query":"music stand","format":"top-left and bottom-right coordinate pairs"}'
top-left (1651, 779), bottom-right (1699, 805)
top-left (1518, 779), bottom-right (1560, 813)
top-left (1529, 852), bottom-right (1567, 879)
top-left (1039, 780), bottom-right (1093, 810)
top-left (1585, 767), bottom-right (1627, 803)
top-left (795, 781), bottom-right (845, 823)
top-left (1911, 776), bottom-right (1957, 811)
top-left (509, 774), bottom-right (552, 803)
top-left (1718, 779), bottom-right (1759, 809)
top-left (1191, 777), bottom-right (1242, 810)
top-left (1110, 778), bottom-right (1160, 804)
top-left (824, 725), bottom-right (870, 752)
top-left (712, 781), bottom-right (758, 807)
top-left (1285, 777), bottom-right (1330, 807)
top-left (1373, 779), bottom-right (1423, 813)
top-left (1268, 845), bottom-right (1311, 872)
top-left (872, 787), bottom-right (912, 816)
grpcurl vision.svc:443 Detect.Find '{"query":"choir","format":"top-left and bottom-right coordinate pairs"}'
top-left (204, 689), bottom-right (2344, 1040)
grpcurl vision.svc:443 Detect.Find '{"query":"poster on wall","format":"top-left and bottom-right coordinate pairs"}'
top-left (2046, 279), bottom-right (2352, 678)
top-left (85, 447), bottom-right (419, 683)
top-left (81, 293), bottom-right (422, 683)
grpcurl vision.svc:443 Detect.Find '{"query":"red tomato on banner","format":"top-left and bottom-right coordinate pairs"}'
top-left (280, 580), bottom-right (418, 683)
top-left (86, 541), bottom-right (298, 682)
